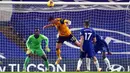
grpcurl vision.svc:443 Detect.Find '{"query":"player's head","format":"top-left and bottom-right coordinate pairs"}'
top-left (84, 20), bottom-right (90, 28)
top-left (48, 16), bottom-right (55, 23)
top-left (34, 28), bottom-right (40, 38)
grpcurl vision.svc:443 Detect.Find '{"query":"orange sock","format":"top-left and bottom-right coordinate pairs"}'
top-left (56, 48), bottom-right (61, 58)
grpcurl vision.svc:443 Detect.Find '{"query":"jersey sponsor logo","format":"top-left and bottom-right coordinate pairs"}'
top-left (106, 64), bottom-right (125, 72)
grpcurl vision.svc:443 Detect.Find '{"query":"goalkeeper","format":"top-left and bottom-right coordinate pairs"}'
top-left (23, 28), bottom-right (50, 72)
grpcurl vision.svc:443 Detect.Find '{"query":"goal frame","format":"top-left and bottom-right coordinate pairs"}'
top-left (0, 1), bottom-right (130, 5)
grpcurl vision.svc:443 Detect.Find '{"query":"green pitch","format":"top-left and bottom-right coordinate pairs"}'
top-left (3, 72), bottom-right (130, 73)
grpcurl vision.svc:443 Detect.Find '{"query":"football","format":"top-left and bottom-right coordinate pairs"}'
top-left (47, 0), bottom-right (54, 7)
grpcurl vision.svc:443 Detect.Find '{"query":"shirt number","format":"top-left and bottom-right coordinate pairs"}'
top-left (85, 33), bottom-right (92, 40)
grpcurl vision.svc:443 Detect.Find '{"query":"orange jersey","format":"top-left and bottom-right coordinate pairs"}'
top-left (53, 18), bottom-right (71, 36)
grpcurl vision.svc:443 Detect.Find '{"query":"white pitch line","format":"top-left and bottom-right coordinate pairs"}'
top-left (109, 52), bottom-right (130, 55)
top-left (97, 51), bottom-right (130, 54)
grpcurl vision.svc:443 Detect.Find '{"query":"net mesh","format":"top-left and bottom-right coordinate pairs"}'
top-left (0, 3), bottom-right (130, 72)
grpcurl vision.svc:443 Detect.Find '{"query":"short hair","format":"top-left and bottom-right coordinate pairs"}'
top-left (48, 16), bottom-right (54, 21)
top-left (84, 20), bottom-right (90, 26)
top-left (34, 28), bottom-right (39, 32)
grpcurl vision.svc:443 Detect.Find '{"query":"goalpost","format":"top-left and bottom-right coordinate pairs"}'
top-left (0, 1), bottom-right (130, 72)
top-left (0, 1), bottom-right (130, 5)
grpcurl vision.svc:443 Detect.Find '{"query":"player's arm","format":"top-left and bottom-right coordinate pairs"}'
top-left (41, 35), bottom-right (50, 52)
top-left (102, 40), bottom-right (112, 55)
top-left (43, 24), bottom-right (54, 29)
top-left (102, 40), bottom-right (109, 51)
top-left (80, 30), bottom-right (84, 52)
top-left (93, 37), bottom-right (96, 43)
top-left (92, 30), bottom-right (97, 43)
top-left (80, 36), bottom-right (84, 52)
top-left (41, 35), bottom-right (49, 47)
top-left (26, 36), bottom-right (32, 50)
top-left (26, 36), bottom-right (32, 54)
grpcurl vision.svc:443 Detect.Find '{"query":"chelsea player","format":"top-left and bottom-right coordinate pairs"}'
top-left (86, 34), bottom-right (112, 71)
top-left (94, 34), bottom-right (112, 69)
top-left (76, 20), bottom-right (102, 72)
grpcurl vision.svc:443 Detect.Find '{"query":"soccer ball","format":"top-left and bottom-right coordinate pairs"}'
top-left (47, 0), bottom-right (54, 7)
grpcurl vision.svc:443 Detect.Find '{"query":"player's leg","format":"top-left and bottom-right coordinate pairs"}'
top-left (76, 51), bottom-right (85, 71)
top-left (86, 58), bottom-right (91, 71)
top-left (41, 55), bottom-right (49, 72)
top-left (92, 56), bottom-right (102, 72)
top-left (36, 48), bottom-right (49, 71)
top-left (23, 55), bottom-right (31, 72)
top-left (68, 34), bottom-right (80, 47)
top-left (23, 49), bottom-right (34, 72)
top-left (55, 36), bottom-right (64, 64)
top-left (76, 58), bottom-right (83, 72)
top-left (55, 43), bottom-right (62, 64)
top-left (74, 40), bottom-right (81, 47)
top-left (56, 43), bottom-right (62, 59)
top-left (85, 48), bottom-right (98, 71)
top-left (88, 50), bottom-right (102, 72)
top-left (102, 49), bottom-right (111, 69)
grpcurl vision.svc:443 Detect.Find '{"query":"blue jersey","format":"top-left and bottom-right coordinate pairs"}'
top-left (94, 34), bottom-right (109, 52)
top-left (80, 28), bottom-right (96, 52)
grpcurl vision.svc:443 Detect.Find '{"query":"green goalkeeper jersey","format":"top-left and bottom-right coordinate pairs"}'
top-left (26, 34), bottom-right (49, 49)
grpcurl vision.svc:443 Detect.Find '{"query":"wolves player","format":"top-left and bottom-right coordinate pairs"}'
top-left (76, 20), bottom-right (102, 72)
top-left (43, 16), bottom-right (80, 64)
top-left (23, 28), bottom-right (50, 72)
top-left (94, 34), bottom-right (112, 69)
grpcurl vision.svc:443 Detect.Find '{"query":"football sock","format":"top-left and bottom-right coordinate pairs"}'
top-left (56, 48), bottom-right (61, 58)
top-left (23, 56), bottom-right (30, 70)
top-left (77, 59), bottom-right (82, 70)
top-left (95, 59), bottom-right (100, 70)
top-left (104, 57), bottom-right (111, 68)
top-left (86, 58), bottom-right (91, 71)
top-left (44, 60), bottom-right (49, 70)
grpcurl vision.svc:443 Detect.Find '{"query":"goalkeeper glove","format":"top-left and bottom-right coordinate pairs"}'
top-left (26, 49), bottom-right (31, 55)
top-left (45, 47), bottom-right (50, 52)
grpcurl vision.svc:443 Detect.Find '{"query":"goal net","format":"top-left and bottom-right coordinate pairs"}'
top-left (0, 1), bottom-right (130, 72)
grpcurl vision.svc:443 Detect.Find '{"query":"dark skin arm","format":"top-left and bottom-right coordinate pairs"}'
top-left (93, 37), bottom-right (97, 43)
top-left (43, 24), bottom-right (54, 29)
top-left (80, 36), bottom-right (84, 52)
top-left (102, 40), bottom-right (112, 55)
